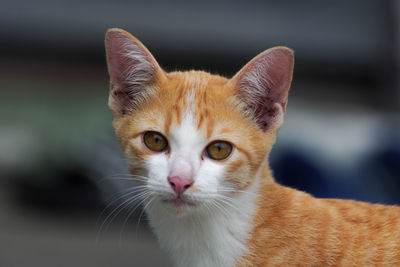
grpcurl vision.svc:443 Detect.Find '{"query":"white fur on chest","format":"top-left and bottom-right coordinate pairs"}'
top-left (145, 179), bottom-right (260, 267)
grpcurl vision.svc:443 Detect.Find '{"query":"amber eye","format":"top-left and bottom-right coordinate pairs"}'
top-left (205, 141), bottom-right (233, 160)
top-left (143, 131), bottom-right (168, 152)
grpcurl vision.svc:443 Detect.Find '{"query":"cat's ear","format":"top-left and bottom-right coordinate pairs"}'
top-left (105, 28), bottom-right (165, 115)
top-left (229, 47), bottom-right (294, 131)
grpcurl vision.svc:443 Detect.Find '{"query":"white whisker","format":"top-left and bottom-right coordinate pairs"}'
top-left (119, 193), bottom-right (154, 243)
top-left (96, 190), bottom-right (151, 242)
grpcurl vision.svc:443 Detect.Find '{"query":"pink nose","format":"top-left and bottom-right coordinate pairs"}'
top-left (168, 176), bottom-right (194, 196)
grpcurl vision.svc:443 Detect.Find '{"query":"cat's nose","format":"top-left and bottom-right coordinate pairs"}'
top-left (168, 176), bottom-right (194, 197)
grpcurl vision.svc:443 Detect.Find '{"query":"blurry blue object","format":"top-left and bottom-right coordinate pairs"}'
top-left (271, 149), bottom-right (330, 197)
top-left (360, 143), bottom-right (400, 205)
top-left (271, 142), bottom-right (400, 205)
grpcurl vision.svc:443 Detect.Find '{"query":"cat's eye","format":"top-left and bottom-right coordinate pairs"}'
top-left (205, 141), bottom-right (233, 160)
top-left (143, 131), bottom-right (168, 152)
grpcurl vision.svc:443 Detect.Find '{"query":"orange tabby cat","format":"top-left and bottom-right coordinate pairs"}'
top-left (105, 28), bottom-right (400, 267)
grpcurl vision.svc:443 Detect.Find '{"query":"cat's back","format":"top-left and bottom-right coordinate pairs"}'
top-left (321, 197), bottom-right (400, 266)
top-left (239, 183), bottom-right (400, 266)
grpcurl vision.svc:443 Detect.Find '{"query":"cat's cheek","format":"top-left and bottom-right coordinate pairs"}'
top-left (146, 154), bottom-right (170, 188)
top-left (126, 138), bottom-right (148, 159)
top-left (194, 160), bottom-right (226, 195)
top-left (225, 172), bottom-right (254, 192)
top-left (123, 143), bottom-right (146, 170)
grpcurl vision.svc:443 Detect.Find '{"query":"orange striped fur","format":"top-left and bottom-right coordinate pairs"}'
top-left (105, 28), bottom-right (400, 266)
top-left (237, 173), bottom-right (400, 266)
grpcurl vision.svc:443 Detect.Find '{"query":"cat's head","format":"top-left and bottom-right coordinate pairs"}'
top-left (105, 28), bottom-right (293, 214)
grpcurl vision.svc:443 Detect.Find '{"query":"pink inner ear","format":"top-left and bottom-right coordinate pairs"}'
top-left (105, 29), bottom-right (157, 114)
top-left (235, 47), bottom-right (294, 131)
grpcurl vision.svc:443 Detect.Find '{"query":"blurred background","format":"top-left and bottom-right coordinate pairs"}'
top-left (1, 0), bottom-right (400, 266)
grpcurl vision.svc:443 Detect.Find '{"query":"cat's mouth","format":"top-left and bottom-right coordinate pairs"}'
top-left (162, 196), bottom-right (196, 208)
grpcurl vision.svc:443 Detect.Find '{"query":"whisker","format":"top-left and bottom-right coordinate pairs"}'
top-left (119, 194), bottom-right (154, 243)
top-left (135, 196), bottom-right (156, 235)
top-left (214, 195), bottom-right (243, 215)
top-left (217, 186), bottom-right (258, 196)
top-left (97, 186), bottom-right (147, 225)
top-left (102, 185), bottom-right (148, 210)
top-left (208, 199), bottom-right (231, 219)
top-left (96, 190), bottom-right (151, 242)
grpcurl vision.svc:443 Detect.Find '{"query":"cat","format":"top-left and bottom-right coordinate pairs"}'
top-left (105, 28), bottom-right (400, 267)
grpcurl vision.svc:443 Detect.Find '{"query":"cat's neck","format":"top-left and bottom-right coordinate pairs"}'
top-left (146, 166), bottom-right (271, 267)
